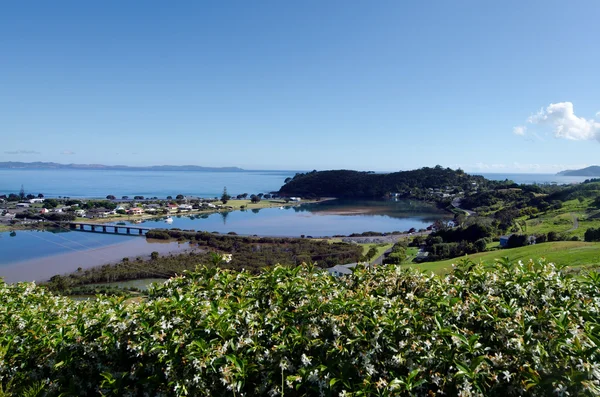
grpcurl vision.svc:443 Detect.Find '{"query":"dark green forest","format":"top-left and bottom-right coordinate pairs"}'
top-left (278, 166), bottom-right (487, 198)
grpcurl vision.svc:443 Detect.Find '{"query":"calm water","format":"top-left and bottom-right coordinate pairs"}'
top-left (120, 199), bottom-right (451, 237)
top-left (479, 173), bottom-right (590, 185)
top-left (0, 199), bottom-right (449, 282)
top-left (0, 169), bottom-right (590, 199)
top-left (0, 229), bottom-right (195, 283)
top-left (0, 169), bottom-right (296, 198)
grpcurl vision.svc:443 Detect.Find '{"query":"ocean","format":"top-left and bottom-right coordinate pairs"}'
top-left (0, 169), bottom-right (296, 198)
top-left (0, 169), bottom-right (590, 198)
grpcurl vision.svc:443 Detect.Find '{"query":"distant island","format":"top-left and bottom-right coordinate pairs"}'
top-left (557, 165), bottom-right (600, 177)
top-left (0, 162), bottom-right (244, 172)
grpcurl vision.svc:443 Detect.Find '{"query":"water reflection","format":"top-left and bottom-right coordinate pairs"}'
top-left (114, 199), bottom-right (451, 237)
top-left (220, 211), bottom-right (230, 224)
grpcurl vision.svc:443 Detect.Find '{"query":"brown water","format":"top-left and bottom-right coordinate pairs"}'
top-left (1, 238), bottom-right (195, 283)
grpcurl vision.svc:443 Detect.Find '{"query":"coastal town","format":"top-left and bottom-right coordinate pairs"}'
top-left (0, 190), bottom-right (308, 230)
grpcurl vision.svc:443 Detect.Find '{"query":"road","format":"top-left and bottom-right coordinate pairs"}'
top-left (371, 247), bottom-right (393, 268)
top-left (452, 197), bottom-right (476, 216)
top-left (567, 213), bottom-right (579, 232)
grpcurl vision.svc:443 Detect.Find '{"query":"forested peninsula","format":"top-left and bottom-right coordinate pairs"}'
top-left (278, 166), bottom-right (488, 199)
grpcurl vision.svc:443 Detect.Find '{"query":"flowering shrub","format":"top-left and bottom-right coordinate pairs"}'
top-left (1, 259), bottom-right (600, 396)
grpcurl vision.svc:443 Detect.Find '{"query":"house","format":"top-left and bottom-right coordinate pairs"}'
top-left (2, 212), bottom-right (16, 220)
top-left (87, 208), bottom-right (113, 218)
top-left (290, 197), bottom-right (302, 202)
top-left (16, 203), bottom-right (30, 208)
top-left (178, 204), bottom-right (193, 211)
top-left (29, 198), bottom-right (44, 204)
top-left (167, 204), bottom-right (179, 213)
top-left (499, 235), bottom-right (512, 248)
top-left (128, 207), bottom-right (144, 215)
top-left (74, 209), bottom-right (86, 217)
top-left (39, 208), bottom-right (50, 214)
top-left (326, 262), bottom-right (360, 277)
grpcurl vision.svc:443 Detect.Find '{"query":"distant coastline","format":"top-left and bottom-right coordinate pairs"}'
top-left (0, 161), bottom-right (244, 172)
top-left (557, 165), bottom-right (600, 177)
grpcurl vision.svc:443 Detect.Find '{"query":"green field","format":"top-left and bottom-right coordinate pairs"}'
top-left (360, 243), bottom-right (393, 263)
top-left (410, 241), bottom-right (600, 274)
top-left (523, 198), bottom-right (600, 239)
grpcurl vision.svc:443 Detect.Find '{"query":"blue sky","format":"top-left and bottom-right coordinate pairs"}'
top-left (2, 1), bottom-right (599, 173)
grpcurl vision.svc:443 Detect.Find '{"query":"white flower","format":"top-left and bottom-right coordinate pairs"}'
top-left (301, 354), bottom-right (312, 367)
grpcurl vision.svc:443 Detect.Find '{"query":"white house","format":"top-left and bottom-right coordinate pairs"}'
top-left (326, 262), bottom-right (361, 277)
top-left (29, 198), bottom-right (44, 204)
top-left (16, 203), bottom-right (30, 208)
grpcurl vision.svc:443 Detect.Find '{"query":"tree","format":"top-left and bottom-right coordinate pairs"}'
top-left (251, 195), bottom-right (261, 204)
top-left (474, 238), bottom-right (487, 253)
top-left (284, 177), bottom-right (292, 184)
top-left (133, 196), bottom-right (144, 200)
top-left (122, 196), bottom-right (129, 200)
top-left (166, 196), bottom-right (173, 200)
top-left (585, 227), bottom-right (600, 242)
top-left (37, 193), bottom-right (44, 198)
top-left (106, 195), bottom-right (116, 200)
top-left (507, 234), bottom-right (528, 248)
top-left (221, 187), bottom-right (231, 204)
top-left (43, 199), bottom-right (59, 209)
top-left (365, 247), bottom-right (378, 261)
top-left (176, 194), bottom-right (184, 200)
top-left (26, 194), bottom-right (34, 200)
top-left (150, 251), bottom-right (159, 260)
top-left (19, 185), bottom-right (25, 200)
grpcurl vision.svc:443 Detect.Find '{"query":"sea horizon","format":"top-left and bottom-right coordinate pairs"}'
top-left (0, 168), bottom-right (593, 199)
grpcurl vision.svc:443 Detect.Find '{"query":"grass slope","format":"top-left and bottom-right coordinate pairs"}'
top-left (412, 241), bottom-right (600, 273)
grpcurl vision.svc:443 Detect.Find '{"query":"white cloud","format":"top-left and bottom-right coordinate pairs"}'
top-left (61, 150), bottom-right (76, 155)
top-left (513, 126), bottom-right (527, 135)
top-left (524, 102), bottom-right (600, 141)
top-left (4, 150), bottom-right (40, 155)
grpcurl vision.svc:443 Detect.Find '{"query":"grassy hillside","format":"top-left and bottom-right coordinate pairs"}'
top-left (413, 241), bottom-right (600, 273)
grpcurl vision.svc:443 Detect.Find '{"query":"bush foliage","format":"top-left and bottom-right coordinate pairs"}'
top-left (2, 259), bottom-right (600, 396)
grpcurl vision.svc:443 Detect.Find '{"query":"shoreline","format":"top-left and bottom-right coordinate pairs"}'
top-left (0, 238), bottom-right (199, 284)
top-left (0, 198), bottom-right (335, 232)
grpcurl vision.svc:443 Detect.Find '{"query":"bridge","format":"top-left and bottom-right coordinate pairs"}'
top-left (68, 222), bottom-right (151, 236)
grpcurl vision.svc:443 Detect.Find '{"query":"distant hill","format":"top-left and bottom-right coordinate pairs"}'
top-left (278, 166), bottom-right (488, 198)
top-left (0, 162), bottom-right (244, 172)
top-left (557, 166), bottom-right (600, 177)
